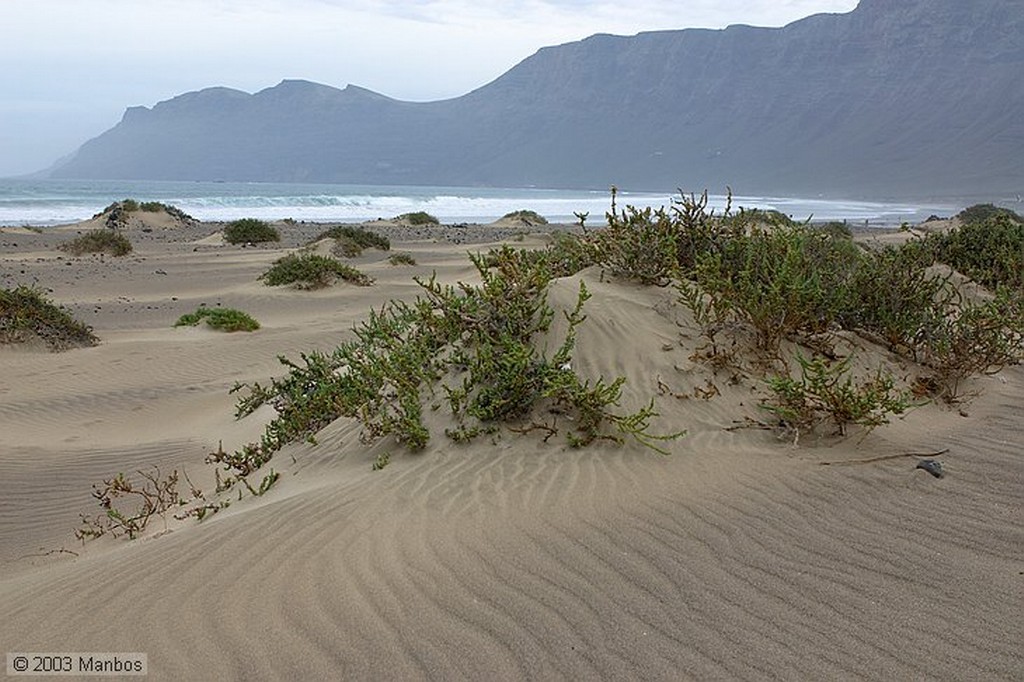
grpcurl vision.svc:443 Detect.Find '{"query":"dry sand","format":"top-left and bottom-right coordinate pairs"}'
top-left (0, 218), bottom-right (1021, 680)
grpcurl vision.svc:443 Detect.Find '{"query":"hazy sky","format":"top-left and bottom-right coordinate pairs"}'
top-left (1, 0), bottom-right (857, 177)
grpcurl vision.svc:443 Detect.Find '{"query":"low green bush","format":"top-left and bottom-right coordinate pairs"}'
top-left (59, 229), bottom-right (133, 256)
top-left (927, 214), bottom-right (1024, 291)
top-left (762, 354), bottom-right (915, 440)
top-left (231, 245), bottom-right (682, 476)
top-left (260, 253), bottom-right (373, 289)
top-left (388, 252), bottom-right (417, 266)
top-left (0, 285), bottom-right (99, 350)
top-left (396, 211), bottom-right (439, 226)
top-left (502, 210), bottom-right (549, 225)
top-left (956, 203), bottom-right (1022, 225)
top-left (224, 218), bottom-right (280, 245)
top-left (174, 307), bottom-right (260, 332)
top-left (313, 225), bottom-right (390, 252)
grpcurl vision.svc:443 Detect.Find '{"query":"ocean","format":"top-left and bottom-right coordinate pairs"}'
top-left (0, 178), bottom-right (956, 227)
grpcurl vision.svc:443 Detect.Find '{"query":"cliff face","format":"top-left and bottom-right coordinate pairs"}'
top-left (49, 0), bottom-right (1024, 197)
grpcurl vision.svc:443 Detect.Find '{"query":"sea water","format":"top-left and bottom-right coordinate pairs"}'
top-left (0, 178), bottom-right (955, 227)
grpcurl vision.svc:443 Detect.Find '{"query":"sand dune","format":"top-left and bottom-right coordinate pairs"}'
top-left (1, 221), bottom-right (1021, 680)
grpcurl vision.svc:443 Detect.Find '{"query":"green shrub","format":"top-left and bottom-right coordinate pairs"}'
top-left (814, 221), bottom-right (854, 240)
top-left (396, 211), bottom-right (439, 226)
top-left (838, 239), bottom-right (954, 351)
top-left (331, 236), bottom-right (364, 258)
top-left (502, 209), bottom-right (549, 225)
top-left (927, 214), bottom-right (1024, 291)
top-left (762, 354), bottom-right (915, 439)
top-left (260, 253), bottom-right (373, 289)
top-left (120, 198), bottom-right (140, 213)
top-left (224, 218), bottom-right (281, 245)
top-left (388, 252), bottom-right (417, 266)
top-left (596, 204), bottom-right (680, 285)
top-left (917, 289), bottom-right (1024, 399)
top-left (691, 225), bottom-right (861, 352)
top-left (175, 307), bottom-right (260, 332)
top-left (956, 203), bottom-right (1022, 225)
top-left (231, 245), bottom-right (682, 475)
top-left (0, 285), bottom-right (99, 351)
top-left (314, 225), bottom-right (391, 252)
top-left (59, 229), bottom-right (133, 256)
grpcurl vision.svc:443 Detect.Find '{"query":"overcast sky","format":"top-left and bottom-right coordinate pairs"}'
top-left (1, 0), bottom-right (858, 177)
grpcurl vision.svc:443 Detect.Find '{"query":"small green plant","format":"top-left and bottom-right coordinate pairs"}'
top-left (331, 236), bottom-right (364, 258)
top-left (174, 307), bottom-right (260, 332)
top-left (596, 204), bottom-right (679, 285)
top-left (313, 225), bottom-right (390, 252)
top-left (501, 209), bottom-right (549, 225)
top-left (240, 469), bottom-right (279, 496)
top-left (372, 452), bottom-right (391, 471)
top-left (0, 286), bottom-right (99, 350)
top-left (927, 214), bottom-right (1024, 291)
top-left (76, 467), bottom-right (182, 541)
top-left (224, 218), bottom-right (281, 245)
top-left (396, 211), bottom-right (440, 226)
top-left (917, 290), bottom-right (1024, 399)
top-left (260, 253), bottom-right (373, 289)
top-left (388, 252), bottom-right (417, 266)
top-left (60, 229), bottom-right (132, 256)
top-left (762, 354), bottom-right (915, 441)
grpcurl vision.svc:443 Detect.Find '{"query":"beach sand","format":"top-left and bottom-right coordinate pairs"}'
top-left (1, 217), bottom-right (1021, 680)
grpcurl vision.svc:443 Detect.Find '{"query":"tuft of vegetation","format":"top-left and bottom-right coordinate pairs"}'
top-left (814, 221), bottom-right (854, 240)
top-left (1, 286), bottom-right (99, 351)
top-left (926, 214), bottom-right (1024, 291)
top-left (955, 203), bottom-right (1022, 225)
top-left (260, 253), bottom-right (373, 289)
top-left (396, 211), bottom-right (440, 226)
top-left (224, 218), bottom-right (281, 245)
top-left (94, 199), bottom-right (195, 225)
top-left (501, 209), bottom-right (549, 225)
top-left (76, 467), bottom-right (181, 541)
top-left (175, 307), bottom-right (260, 332)
top-left (388, 252), bottom-right (417, 266)
top-left (762, 355), bottom-right (915, 441)
top-left (60, 229), bottom-right (133, 257)
top-left (230, 245), bottom-right (683, 477)
top-left (313, 225), bottom-right (390, 253)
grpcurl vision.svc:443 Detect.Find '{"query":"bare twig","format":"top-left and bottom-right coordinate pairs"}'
top-left (818, 448), bottom-right (949, 466)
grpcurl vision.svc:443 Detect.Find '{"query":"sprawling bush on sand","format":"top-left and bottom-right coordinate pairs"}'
top-left (223, 218), bottom-right (281, 245)
top-left (1, 285), bottom-right (99, 350)
top-left (95, 199), bottom-right (196, 224)
top-left (260, 253), bottom-right (373, 289)
top-left (501, 209), bottom-right (549, 225)
top-left (60, 229), bottom-right (132, 257)
top-left (926, 213), bottom-right (1024, 291)
top-left (231, 244), bottom-right (682, 474)
top-left (395, 211), bottom-right (440, 225)
top-left (312, 225), bottom-right (391, 255)
top-left (175, 307), bottom-right (260, 332)
top-left (78, 188), bottom-right (1024, 543)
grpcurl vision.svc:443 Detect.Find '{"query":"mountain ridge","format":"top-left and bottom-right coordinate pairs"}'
top-left (48, 0), bottom-right (1024, 197)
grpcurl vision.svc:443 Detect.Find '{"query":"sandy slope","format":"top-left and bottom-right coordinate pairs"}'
top-left (0, 222), bottom-right (1021, 680)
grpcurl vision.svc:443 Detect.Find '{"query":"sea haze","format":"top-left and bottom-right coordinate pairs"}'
top-left (0, 179), bottom-right (953, 227)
